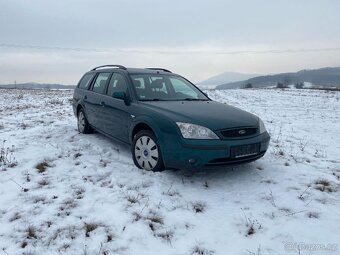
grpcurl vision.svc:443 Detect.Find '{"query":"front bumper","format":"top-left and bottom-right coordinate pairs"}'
top-left (161, 132), bottom-right (270, 170)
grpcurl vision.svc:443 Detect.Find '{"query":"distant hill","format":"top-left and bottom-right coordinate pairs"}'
top-left (197, 72), bottom-right (259, 87)
top-left (216, 67), bottom-right (340, 90)
top-left (0, 83), bottom-right (75, 90)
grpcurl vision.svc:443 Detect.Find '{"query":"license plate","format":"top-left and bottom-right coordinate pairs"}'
top-left (230, 143), bottom-right (260, 158)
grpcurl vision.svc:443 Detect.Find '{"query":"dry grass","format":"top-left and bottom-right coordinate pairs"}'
top-left (156, 230), bottom-right (174, 243)
top-left (191, 201), bottom-right (206, 213)
top-left (26, 226), bottom-right (37, 239)
top-left (306, 212), bottom-right (320, 219)
top-left (192, 245), bottom-right (214, 255)
top-left (84, 223), bottom-right (99, 237)
top-left (146, 212), bottom-right (164, 225)
top-left (35, 160), bottom-right (50, 173)
top-left (314, 179), bottom-right (334, 192)
top-left (9, 212), bottom-right (21, 222)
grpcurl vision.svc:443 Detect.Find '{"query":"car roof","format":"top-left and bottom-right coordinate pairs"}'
top-left (87, 65), bottom-right (177, 76)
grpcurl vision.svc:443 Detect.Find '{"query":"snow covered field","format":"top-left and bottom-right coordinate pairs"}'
top-left (0, 88), bottom-right (339, 255)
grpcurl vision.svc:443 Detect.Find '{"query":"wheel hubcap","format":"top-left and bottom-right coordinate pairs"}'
top-left (78, 112), bottom-right (85, 132)
top-left (134, 136), bottom-right (159, 170)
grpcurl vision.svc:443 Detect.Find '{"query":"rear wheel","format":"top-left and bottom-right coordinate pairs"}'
top-left (132, 130), bottom-right (164, 172)
top-left (77, 108), bottom-right (93, 134)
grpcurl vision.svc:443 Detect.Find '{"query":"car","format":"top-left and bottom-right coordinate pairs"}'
top-left (72, 65), bottom-right (270, 172)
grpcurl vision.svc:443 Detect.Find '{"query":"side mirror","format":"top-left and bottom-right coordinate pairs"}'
top-left (112, 91), bottom-right (130, 105)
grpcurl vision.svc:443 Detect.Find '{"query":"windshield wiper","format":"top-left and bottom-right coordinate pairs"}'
top-left (182, 98), bottom-right (209, 101)
top-left (140, 98), bottom-right (162, 101)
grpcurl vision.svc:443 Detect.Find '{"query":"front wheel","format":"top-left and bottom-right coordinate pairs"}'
top-left (132, 130), bottom-right (164, 172)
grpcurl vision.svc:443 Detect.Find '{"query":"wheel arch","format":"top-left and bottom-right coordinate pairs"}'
top-left (76, 104), bottom-right (83, 116)
top-left (131, 122), bottom-right (157, 141)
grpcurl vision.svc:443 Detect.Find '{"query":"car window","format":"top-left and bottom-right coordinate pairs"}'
top-left (92, 73), bottom-right (110, 94)
top-left (78, 73), bottom-right (95, 90)
top-left (107, 73), bottom-right (128, 96)
top-left (130, 74), bottom-right (208, 101)
top-left (170, 77), bottom-right (198, 98)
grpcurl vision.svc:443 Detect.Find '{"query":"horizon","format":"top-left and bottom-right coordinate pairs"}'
top-left (1, 65), bottom-right (340, 86)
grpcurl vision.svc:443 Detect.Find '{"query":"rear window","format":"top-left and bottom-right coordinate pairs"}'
top-left (78, 73), bottom-right (95, 90)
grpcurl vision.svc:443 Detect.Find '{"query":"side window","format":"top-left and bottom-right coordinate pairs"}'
top-left (107, 73), bottom-right (128, 96)
top-left (92, 73), bottom-right (111, 94)
top-left (78, 73), bottom-right (95, 90)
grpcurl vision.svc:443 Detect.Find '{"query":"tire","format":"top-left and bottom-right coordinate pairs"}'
top-left (77, 108), bottom-right (93, 134)
top-left (132, 130), bottom-right (164, 172)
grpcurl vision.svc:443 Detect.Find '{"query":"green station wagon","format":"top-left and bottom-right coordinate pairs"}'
top-left (73, 65), bottom-right (270, 171)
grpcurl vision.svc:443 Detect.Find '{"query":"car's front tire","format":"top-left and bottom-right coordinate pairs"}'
top-left (132, 130), bottom-right (164, 172)
top-left (77, 108), bottom-right (93, 134)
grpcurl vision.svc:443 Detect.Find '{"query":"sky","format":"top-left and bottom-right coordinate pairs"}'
top-left (1, 0), bottom-right (340, 84)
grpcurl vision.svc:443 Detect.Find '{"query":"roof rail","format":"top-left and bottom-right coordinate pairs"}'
top-left (91, 65), bottom-right (127, 71)
top-left (145, 68), bottom-right (172, 73)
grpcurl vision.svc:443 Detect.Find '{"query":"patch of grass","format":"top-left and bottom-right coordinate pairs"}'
top-left (191, 201), bottom-right (206, 213)
top-left (9, 212), bottom-right (21, 222)
top-left (26, 226), bottom-right (37, 239)
top-left (163, 189), bottom-right (181, 197)
top-left (315, 179), bottom-right (330, 186)
top-left (314, 179), bottom-right (334, 192)
top-left (46, 99), bottom-right (64, 105)
top-left (125, 193), bottom-right (141, 204)
top-left (73, 187), bottom-right (85, 199)
top-left (306, 212), bottom-right (320, 219)
top-left (84, 223), bottom-right (99, 237)
top-left (60, 198), bottom-right (77, 211)
top-left (132, 212), bottom-right (142, 222)
top-left (245, 219), bottom-right (262, 236)
top-left (0, 141), bottom-right (18, 168)
top-left (146, 213), bottom-right (164, 225)
top-left (35, 160), bottom-right (50, 173)
top-left (156, 230), bottom-right (173, 243)
top-left (21, 122), bottom-right (29, 130)
top-left (279, 207), bottom-right (292, 214)
top-left (33, 196), bottom-right (46, 203)
top-left (192, 245), bottom-right (214, 255)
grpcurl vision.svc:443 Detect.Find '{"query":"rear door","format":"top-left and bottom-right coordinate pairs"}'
top-left (101, 72), bottom-right (132, 142)
top-left (84, 72), bottom-right (111, 130)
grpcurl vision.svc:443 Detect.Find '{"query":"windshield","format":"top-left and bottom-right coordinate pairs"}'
top-left (130, 74), bottom-right (209, 101)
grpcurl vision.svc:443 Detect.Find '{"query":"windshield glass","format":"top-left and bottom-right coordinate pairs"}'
top-left (130, 74), bottom-right (209, 101)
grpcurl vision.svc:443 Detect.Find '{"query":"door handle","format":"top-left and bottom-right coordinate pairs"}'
top-left (83, 95), bottom-right (87, 100)
top-left (100, 101), bottom-right (106, 106)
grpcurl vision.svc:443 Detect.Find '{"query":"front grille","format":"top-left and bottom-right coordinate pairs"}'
top-left (220, 127), bottom-right (257, 138)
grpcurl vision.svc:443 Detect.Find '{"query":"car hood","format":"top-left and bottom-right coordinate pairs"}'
top-left (140, 100), bottom-right (259, 130)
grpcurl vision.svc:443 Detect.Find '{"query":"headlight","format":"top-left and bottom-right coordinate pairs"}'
top-left (176, 122), bottom-right (219, 139)
top-left (259, 118), bottom-right (267, 134)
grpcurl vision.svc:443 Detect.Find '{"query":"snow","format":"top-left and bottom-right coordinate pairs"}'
top-left (0, 88), bottom-right (339, 255)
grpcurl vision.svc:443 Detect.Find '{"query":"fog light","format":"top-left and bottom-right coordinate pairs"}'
top-left (188, 158), bottom-right (196, 164)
